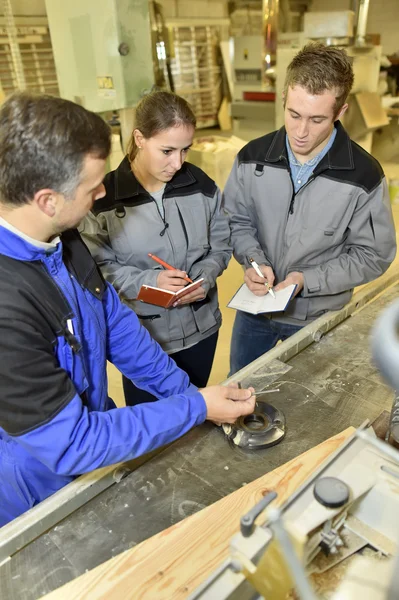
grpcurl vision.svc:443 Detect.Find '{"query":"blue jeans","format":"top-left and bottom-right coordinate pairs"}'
top-left (230, 311), bottom-right (303, 375)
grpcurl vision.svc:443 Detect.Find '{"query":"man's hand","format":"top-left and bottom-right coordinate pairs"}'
top-left (274, 271), bottom-right (304, 297)
top-left (245, 265), bottom-right (275, 296)
top-left (157, 269), bottom-right (187, 292)
top-left (173, 286), bottom-right (206, 307)
top-left (200, 384), bottom-right (256, 424)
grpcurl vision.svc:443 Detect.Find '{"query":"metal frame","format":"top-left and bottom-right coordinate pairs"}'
top-left (0, 447), bottom-right (164, 566)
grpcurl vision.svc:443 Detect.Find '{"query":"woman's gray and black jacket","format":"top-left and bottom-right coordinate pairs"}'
top-left (81, 157), bottom-right (232, 353)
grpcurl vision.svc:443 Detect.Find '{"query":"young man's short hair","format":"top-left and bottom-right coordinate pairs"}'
top-left (284, 43), bottom-right (354, 116)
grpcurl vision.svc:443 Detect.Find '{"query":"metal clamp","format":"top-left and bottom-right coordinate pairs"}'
top-left (240, 491), bottom-right (277, 537)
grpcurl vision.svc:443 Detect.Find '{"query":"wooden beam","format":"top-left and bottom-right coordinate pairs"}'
top-left (42, 427), bottom-right (354, 600)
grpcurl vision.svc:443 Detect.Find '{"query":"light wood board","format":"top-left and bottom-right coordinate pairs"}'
top-left (42, 427), bottom-right (354, 600)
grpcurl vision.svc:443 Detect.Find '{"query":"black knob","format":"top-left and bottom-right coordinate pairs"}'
top-left (314, 477), bottom-right (350, 509)
top-left (118, 42), bottom-right (130, 56)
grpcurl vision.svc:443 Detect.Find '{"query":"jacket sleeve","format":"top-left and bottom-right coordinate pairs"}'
top-left (0, 287), bottom-right (206, 476)
top-left (188, 187), bottom-right (232, 293)
top-left (80, 212), bottom-right (159, 299)
top-left (104, 283), bottom-right (200, 397)
top-left (223, 158), bottom-right (271, 269)
top-left (302, 178), bottom-right (397, 297)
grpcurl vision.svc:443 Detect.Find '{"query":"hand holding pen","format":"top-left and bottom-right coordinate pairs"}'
top-left (246, 257), bottom-right (276, 298)
top-left (148, 252), bottom-right (193, 292)
top-left (148, 253), bottom-right (193, 283)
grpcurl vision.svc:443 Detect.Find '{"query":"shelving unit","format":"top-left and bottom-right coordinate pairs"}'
top-left (167, 22), bottom-right (225, 128)
top-left (0, 20), bottom-right (59, 96)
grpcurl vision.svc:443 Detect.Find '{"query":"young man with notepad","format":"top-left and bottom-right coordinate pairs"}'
top-left (224, 43), bottom-right (396, 374)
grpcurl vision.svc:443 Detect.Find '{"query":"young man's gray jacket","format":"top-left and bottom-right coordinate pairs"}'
top-left (80, 157), bottom-right (231, 353)
top-left (224, 122), bottom-right (396, 324)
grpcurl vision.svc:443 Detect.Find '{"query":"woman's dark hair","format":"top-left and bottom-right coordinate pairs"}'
top-left (0, 92), bottom-right (111, 206)
top-left (127, 91), bottom-right (196, 162)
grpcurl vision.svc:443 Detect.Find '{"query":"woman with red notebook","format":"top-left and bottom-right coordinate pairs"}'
top-left (81, 91), bottom-right (232, 405)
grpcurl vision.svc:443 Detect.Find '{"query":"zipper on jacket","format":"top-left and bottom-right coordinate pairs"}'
top-left (176, 206), bottom-right (189, 249)
top-left (281, 152), bottom-right (317, 216)
top-left (52, 271), bottom-right (91, 380)
top-left (288, 175), bottom-right (315, 215)
top-left (150, 192), bottom-right (169, 236)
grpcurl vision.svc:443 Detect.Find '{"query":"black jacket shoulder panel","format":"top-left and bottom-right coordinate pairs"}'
top-left (344, 140), bottom-right (382, 192)
top-left (179, 162), bottom-right (217, 198)
top-left (0, 257), bottom-right (79, 435)
top-left (62, 229), bottom-right (106, 299)
top-left (237, 131), bottom-right (279, 165)
top-left (92, 158), bottom-right (217, 216)
top-left (236, 123), bottom-right (385, 193)
top-left (316, 139), bottom-right (384, 193)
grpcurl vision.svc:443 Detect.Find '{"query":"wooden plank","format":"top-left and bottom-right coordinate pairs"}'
top-left (42, 427), bottom-right (354, 600)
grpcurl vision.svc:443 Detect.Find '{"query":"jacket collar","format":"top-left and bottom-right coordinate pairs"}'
top-left (0, 225), bottom-right (105, 299)
top-left (265, 121), bottom-right (354, 172)
top-left (114, 155), bottom-right (197, 201)
top-left (0, 223), bottom-right (63, 262)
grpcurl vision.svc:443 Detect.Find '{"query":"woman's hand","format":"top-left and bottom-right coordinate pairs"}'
top-left (157, 269), bottom-right (188, 292)
top-left (173, 286), bottom-right (206, 306)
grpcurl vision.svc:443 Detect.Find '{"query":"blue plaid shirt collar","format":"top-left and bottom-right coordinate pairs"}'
top-left (286, 126), bottom-right (337, 193)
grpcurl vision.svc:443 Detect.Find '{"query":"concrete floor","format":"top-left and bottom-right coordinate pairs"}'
top-left (107, 172), bottom-right (399, 408)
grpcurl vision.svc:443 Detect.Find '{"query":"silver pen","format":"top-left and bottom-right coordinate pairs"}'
top-left (249, 258), bottom-right (276, 298)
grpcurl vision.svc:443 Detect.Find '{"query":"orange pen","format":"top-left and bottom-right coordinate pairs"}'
top-left (148, 253), bottom-right (193, 283)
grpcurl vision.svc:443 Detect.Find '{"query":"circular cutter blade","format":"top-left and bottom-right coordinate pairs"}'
top-left (222, 399), bottom-right (286, 449)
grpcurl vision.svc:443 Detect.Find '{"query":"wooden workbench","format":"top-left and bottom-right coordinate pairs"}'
top-left (42, 428), bottom-right (354, 600)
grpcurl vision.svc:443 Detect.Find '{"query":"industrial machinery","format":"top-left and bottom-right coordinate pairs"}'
top-left (190, 300), bottom-right (399, 600)
top-left (275, 5), bottom-right (389, 151)
top-left (44, 0), bottom-right (154, 114)
top-left (231, 0), bottom-right (389, 149)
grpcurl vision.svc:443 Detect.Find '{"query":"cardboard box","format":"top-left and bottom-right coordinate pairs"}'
top-left (343, 92), bottom-right (389, 142)
top-left (304, 11), bottom-right (354, 39)
top-left (188, 135), bottom-right (247, 190)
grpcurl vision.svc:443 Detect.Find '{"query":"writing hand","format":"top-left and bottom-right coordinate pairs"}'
top-left (245, 265), bottom-right (275, 296)
top-left (157, 269), bottom-right (188, 292)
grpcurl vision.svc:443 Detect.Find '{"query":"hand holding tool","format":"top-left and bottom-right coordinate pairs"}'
top-left (251, 389), bottom-right (280, 396)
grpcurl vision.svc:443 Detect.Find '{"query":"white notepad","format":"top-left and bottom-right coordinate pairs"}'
top-left (227, 283), bottom-right (297, 315)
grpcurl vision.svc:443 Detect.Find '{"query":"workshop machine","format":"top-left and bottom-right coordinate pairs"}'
top-left (231, 0), bottom-right (389, 151)
top-left (44, 0), bottom-right (164, 154)
top-left (190, 300), bottom-right (399, 600)
top-left (44, 0), bottom-right (154, 114)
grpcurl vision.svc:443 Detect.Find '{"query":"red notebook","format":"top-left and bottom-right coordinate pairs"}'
top-left (136, 278), bottom-right (204, 308)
